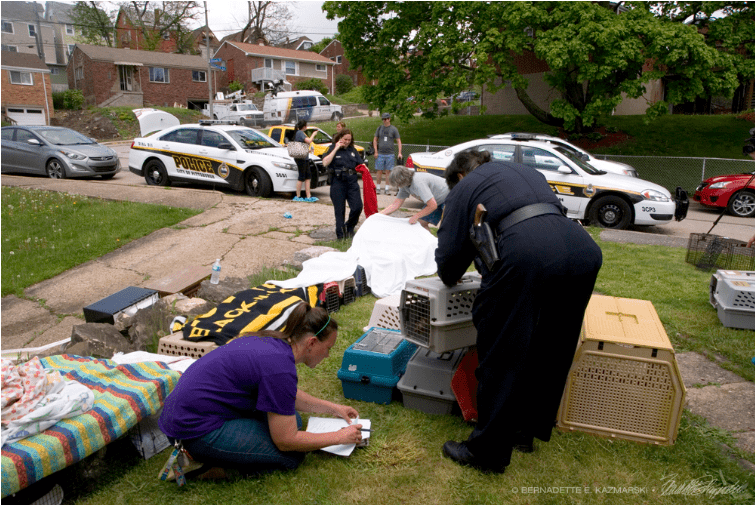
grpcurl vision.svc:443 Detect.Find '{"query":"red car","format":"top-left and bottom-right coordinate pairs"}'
top-left (693, 170), bottom-right (755, 217)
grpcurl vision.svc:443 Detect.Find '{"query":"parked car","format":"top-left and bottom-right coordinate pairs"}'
top-left (490, 133), bottom-right (639, 177)
top-left (406, 138), bottom-right (688, 229)
top-left (455, 91), bottom-right (478, 102)
top-left (263, 90), bottom-right (343, 125)
top-left (267, 124), bottom-right (366, 158)
top-left (1, 126), bottom-right (120, 179)
top-left (128, 115), bottom-right (325, 198)
top-left (693, 170), bottom-right (755, 218)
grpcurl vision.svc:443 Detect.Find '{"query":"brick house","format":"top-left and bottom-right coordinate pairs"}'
top-left (212, 40), bottom-right (338, 94)
top-left (319, 39), bottom-right (370, 87)
top-left (1, 50), bottom-right (54, 125)
top-left (115, 7), bottom-right (177, 53)
top-left (482, 50), bottom-right (663, 116)
top-left (67, 44), bottom-right (211, 109)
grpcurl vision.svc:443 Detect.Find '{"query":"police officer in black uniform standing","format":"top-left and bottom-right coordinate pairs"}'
top-left (322, 129), bottom-right (364, 239)
top-left (435, 150), bottom-right (603, 474)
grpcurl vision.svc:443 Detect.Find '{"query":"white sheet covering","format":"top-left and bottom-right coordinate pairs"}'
top-left (269, 214), bottom-right (438, 298)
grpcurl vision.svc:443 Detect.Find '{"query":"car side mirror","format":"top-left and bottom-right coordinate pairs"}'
top-left (27, 138), bottom-right (41, 146)
top-left (557, 166), bottom-right (572, 174)
top-left (580, 154), bottom-right (590, 162)
top-left (217, 142), bottom-right (234, 150)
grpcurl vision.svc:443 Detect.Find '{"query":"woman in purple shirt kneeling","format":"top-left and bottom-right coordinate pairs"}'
top-left (159, 302), bottom-right (362, 478)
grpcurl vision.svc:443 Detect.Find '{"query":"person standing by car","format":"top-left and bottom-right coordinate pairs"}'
top-left (322, 129), bottom-right (364, 239)
top-left (159, 302), bottom-right (362, 478)
top-left (373, 113), bottom-right (402, 195)
top-left (335, 121), bottom-right (347, 135)
top-left (435, 150), bottom-right (603, 474)
top-left (293, 120), bottom-right (319, 202)
top-left (380, 165), bottom-right (449, 230)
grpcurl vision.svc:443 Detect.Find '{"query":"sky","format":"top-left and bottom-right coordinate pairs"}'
top-left (204, 1), bottom-right (341, 43)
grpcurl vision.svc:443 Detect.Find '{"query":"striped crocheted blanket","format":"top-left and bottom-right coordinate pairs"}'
top-left (1, 355), bottom-right (180, 497)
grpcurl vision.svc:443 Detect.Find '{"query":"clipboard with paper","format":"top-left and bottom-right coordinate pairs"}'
top-left (305, 417), bottom-right (371, 456)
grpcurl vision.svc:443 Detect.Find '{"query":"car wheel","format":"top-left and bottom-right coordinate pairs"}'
top-left (331, 112), bottom-right (343, 121)
top-left (46, 159), bottom-right (66, 179)
top-left (588, 195), bottom-right (632, 229)
top-left (727, 190), bottom-right (755, 218)
top-left (144, 159), bottom-right (171, 186)
top-left (245, 167), bottom-right (272, 197)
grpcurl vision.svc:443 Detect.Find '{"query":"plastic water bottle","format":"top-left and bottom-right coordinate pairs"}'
top-left (210, 259), bottom-right (221, 284)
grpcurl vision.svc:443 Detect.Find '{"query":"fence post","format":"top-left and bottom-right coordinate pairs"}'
top-left (701, 158), bottom-right (706, 183)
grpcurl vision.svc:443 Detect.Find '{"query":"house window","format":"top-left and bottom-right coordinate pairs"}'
top-left (285, 60), bottom-right (296, 75)
top-left (50, 67), bottom-right (60, 75)
top-left (301, 42), bottom-right (312, 50)
top-left (149, 67), bottom-right (170, 83)
top-left (162, 31), bottom-right (170, 40)
top-left (75, 67), bottom-right (84, 80)
top-left (1, 21), bottom-right (13, 33)
top-left (66, 24), bottom-right (74, 35)
top-left (192, 70), bottom-right (206, 82)
top-left (9, 71), bottom-right (33, 85)
top-left (67, 44), bottom-right (75, 55)
top-left (28, 24), bottom-right (36, 37)
top-left (336, 56), bottom-right (342, 64)
top-left (316, 64), bottom-right (326, 72)
top-left (1, 44), bottom-right (18, 52)
top-left (264, 58), bottom-right (273, 68)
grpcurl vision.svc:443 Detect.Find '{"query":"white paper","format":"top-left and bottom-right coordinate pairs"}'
top-left (306, 417), bottom-right (371, 457)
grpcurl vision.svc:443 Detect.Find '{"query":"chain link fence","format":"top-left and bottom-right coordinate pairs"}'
top-left (355, 140), bottom-right (755, 195)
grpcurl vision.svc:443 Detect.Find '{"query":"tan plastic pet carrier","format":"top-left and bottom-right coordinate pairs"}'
top-left (157, 332), bottom-right (217, 359)
top-left (557, 295), bottom-right (686, 446)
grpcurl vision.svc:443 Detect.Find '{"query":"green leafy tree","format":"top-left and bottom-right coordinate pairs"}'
top-left (335, 74), bottom-right (354, 95)
top-left (297, 78), bottom-right (328, 94)
top-left (71, 1), bottom-right (116, 47)
top-left (324, 1), bottom-right (739, 132)
top-left (123, 1), bottom-right (200, 52)
top-left (639, 2), bottom-right (755, 112)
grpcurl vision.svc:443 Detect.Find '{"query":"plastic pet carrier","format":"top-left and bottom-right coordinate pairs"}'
top-left (338, 327), bottom-right (417, 404)
top-left (397, 347), bottom-right (465, 415)
top-left (354, 265), bottom-right (371, 297)
top-left (157, 332), bottom-right (217, 359)
top-left (711, 274), bottom-right (755, 330)
top-left (557, 295), bottom-right (686, 446)
top-left (365, 293), bottom-right (402, 331)
top-left (399, 274), bottom-right (480, 353)
top-left (338, 277), bottom-right (357, 306)
top-left (709, 270), bottom-right (755, 307)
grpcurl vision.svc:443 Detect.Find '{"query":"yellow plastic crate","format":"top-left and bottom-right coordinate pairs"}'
top-left (157, 332), bottom-right (217, 359)
top-left (557, 295), bottom-right (686, 446)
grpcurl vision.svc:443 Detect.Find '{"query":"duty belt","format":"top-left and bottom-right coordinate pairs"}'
top-left (495, 203), bottom-right (564, 235)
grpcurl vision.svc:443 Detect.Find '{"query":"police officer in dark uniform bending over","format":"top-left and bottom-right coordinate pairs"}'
top-left (322, 129), bottom-right (364, 239)
top-left (436, 151), bottom-right (602, 474)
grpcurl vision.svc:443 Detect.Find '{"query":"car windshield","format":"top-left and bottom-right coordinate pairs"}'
top-left (36, 128), bottom-right (95, 146)
top-left (227, 128), bottom-right (278, 149)
top-left (554, 146), bottom-right (602, 175)
top-left (308, 128), bottom-right (332, 144)
top-left (236, 104), bottom-right (258, 111)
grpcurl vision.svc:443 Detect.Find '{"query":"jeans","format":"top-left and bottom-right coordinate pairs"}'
top-left (181, 411), bottom-right (306, 475)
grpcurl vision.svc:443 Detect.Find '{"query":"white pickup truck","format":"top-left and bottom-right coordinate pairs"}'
top-left (202, 100), bottom-right (264, 127)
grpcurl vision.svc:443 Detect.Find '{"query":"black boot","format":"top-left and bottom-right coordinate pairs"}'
top-left (442, 441), bottom-right (506, 474)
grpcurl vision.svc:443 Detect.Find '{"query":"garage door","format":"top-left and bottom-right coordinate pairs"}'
top-left (6, 107), bottom-right (46, 126)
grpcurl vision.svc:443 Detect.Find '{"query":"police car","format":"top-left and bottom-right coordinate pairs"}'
top-left (406, 138), bottom-right (688, 229)
top-left (128, 112), bottom-right (325, 198)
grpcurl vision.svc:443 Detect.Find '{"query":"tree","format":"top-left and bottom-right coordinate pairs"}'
top-left (324, 1), bottom-right (740, 132)
top-left (71, 1), bottom-right (116, 47)
top-left (122, 1), bottom-right (201, 52)
top-left (639, 2), bottom-right (755, 112)
top-left (235, 1), bottom-right (295, 47)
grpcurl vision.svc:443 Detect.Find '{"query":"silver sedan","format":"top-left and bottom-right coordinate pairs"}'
top-left (1, 126), bottom-right (120, 179)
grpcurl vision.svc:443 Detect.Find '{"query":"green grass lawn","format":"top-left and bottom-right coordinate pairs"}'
top-left (1, 187), bottom-right (200, 297)
top-left (2, 188), bottom-right (754, 504)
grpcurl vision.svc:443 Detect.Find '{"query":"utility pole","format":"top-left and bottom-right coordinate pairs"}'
top-left (33, 2), bottom-right (45, 62)
top-left (205, 1), bottom-right (213, 118)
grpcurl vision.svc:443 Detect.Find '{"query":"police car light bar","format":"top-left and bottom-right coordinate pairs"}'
top-left (198, 119), bottom-right (240, 126)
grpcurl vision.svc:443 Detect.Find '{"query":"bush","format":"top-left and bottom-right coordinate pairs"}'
top-left (297, 78), bottom-right (328, 94)
top-left (335, 74), bottom-right (353, 95)
top-left (53, 89), bottom-right (84, 110)
top-left (228, 80), bottom-right (244, 92)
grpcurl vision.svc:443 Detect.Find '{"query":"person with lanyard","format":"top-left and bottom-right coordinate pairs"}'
top-left (372, 113), bottom-right (402, 195)
top-left (159, 302), bottom-right (363, 479)
top-left (322, 128), bottom-right (364, 239)
top-left (435, 150), bottom-right (602, 474)
top-left (292, 119), bottom-right (319, 202)
top-left (380, 165), bottom-right (449, 230)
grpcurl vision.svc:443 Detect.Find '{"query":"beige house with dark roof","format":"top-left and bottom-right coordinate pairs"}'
top-left (68, 44), bottom-right (212, 109)
top-left (213, 40), bottom-right (338, 94)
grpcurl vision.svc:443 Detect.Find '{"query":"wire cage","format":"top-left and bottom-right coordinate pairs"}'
top-left (354, 265), bottom-right (371, 297)
top-left (686, 233), bottom-right (755, 271)
top-left (338, 277), bottom-right (357, 306)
